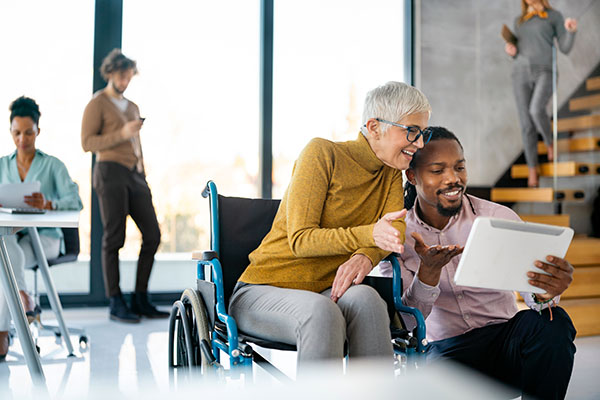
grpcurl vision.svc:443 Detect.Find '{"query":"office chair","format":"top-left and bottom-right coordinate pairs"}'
top-left (27, 227), bottom-right (88, 355)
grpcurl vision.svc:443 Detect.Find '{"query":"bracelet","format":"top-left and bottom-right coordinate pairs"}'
top-left (531, 293), bottom-right (556, 321)
top-left (531, 293), bottom-right (554, 304)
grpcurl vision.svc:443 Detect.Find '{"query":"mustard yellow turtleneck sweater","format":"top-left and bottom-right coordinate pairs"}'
top-left (239, 133), bottom-right (406, 293)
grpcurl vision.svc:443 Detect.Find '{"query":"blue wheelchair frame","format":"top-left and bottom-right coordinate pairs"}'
top-left (189, 180), bottom-right (427, 377)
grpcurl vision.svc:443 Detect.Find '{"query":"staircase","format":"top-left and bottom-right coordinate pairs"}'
top-left (497, 72), bottom-right (600, 337)
top-left (560, 238), bottom-right (600, 336)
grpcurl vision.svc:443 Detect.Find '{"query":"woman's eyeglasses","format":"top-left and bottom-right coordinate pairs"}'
top-left (375, 118), bottom-right (432, 144)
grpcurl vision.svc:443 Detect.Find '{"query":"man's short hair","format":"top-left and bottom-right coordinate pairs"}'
top-left (361, 81), bottom-right (431, 136)
top-left (100, 49), bottom-right (138, 81)
top-left (404, 126), bottom-right (464, 210)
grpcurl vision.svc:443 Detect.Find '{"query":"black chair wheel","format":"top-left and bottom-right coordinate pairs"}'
top-left (79, 336), bottom-right (89, 352)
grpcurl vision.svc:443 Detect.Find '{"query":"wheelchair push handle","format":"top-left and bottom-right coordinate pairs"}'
top-left (202, 185), bottom-right (210, 199)
top-left (202, 180), bottom-right (218, 199)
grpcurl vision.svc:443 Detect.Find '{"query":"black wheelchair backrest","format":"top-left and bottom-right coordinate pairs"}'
top-left (217, 195), bottom-right (281, 304)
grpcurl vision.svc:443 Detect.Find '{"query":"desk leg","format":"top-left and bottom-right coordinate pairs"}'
top-left (27, 227), bottom-right (75, 356)
top-left (0, 234), bottom-right (46, 386)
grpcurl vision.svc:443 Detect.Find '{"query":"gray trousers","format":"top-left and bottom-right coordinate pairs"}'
top-left (229, 283), bottom-right (394, 374)
top-left (512, 66), bottom-right (553, 167)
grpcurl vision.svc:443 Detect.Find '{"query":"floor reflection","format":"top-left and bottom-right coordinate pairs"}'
top-left (0, 307), bottom-right (598, 399)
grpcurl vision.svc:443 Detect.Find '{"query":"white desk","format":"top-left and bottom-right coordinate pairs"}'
top-left (0, 211), bottom-right (79, 386)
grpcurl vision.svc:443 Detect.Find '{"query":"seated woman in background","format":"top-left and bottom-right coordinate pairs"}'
top-left (230, 81), bottom-right (432, 375)
top-left (0, 96), bottom-right (83, 360)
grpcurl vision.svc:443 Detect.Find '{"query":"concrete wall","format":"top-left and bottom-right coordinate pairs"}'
top-left (415, 0), bottom-right (600, 186)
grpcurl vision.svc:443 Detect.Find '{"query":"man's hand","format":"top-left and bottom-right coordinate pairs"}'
top-left (121, 119), bottom-right (143, 140)
top-left (505, 43), bottom-right (517, 57)
top-left (412, 232), bottom-right (464, 286)
top-left (528, 255), bottom-right (573, 301)
top-left (373, 209), bottom-right (407, 253)
top-left (330, 254), bottom-right (372, 303)
top-left (564, 18), bottom-right (577, 33)
top-left (24, 192), bottom-right (52, 210)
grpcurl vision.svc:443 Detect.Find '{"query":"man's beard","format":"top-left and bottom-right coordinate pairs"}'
top-left (436, 198), bottom-right (462, 217)
top-left (112, 81), bottom-right (125, 95)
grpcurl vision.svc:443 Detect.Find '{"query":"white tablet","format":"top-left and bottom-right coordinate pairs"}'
top-left (453, 217), bottom-right (574, 293)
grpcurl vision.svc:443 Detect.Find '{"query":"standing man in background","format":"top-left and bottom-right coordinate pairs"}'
top-left (81, 49), bottom-right (167, 323)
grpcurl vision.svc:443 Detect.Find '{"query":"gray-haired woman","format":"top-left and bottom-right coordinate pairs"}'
top-left (230, 81), bottom-right (432, 375)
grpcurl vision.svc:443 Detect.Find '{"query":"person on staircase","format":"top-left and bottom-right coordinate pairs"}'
top-left (505, 0), bottom-right (577, 187)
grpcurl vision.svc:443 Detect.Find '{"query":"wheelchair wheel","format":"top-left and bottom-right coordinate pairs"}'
top-left (168, 288), bottom-right (212, 376)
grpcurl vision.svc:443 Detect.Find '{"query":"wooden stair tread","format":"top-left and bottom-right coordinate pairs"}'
top-left (511, 162), bottom-right (593, 178)
top-left (537, 137), bottom-right (600, 154)
top-left (519, 214), bottom-right (570, 227)
top-left (565, 237), bottom-right (600, 266)
top-left (491, 188), bottom-right (584, 203)
top-left (562, 265), bottom-right (600, 299)
top-left (557, 114), bottom-right (600, 132)
top-left (569, 93), bottom-right (600, 111)
top-left (587, 76), bottom-right (600, 91)
top-left (491, 187), bottom-right (553, 202)
top-left (559, 298), bottom-right (600, 337)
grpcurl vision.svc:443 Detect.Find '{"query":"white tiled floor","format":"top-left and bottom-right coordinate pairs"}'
top-left (0, 307), bottom-right (598, 399)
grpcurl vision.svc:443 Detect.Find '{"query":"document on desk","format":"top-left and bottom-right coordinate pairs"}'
top-left (0, 181), bottom-right (41, 208)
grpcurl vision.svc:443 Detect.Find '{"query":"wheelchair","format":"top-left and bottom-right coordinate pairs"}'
top-left (168, 180), bottom-right (428, 381)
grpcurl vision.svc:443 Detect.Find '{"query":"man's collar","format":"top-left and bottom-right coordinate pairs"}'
top-left (411, 196), bottom-right (466, 232)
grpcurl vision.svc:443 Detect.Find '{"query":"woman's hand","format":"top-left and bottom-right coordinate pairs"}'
top-left (121, 119), bottom-right (143, 140)
top-left (24, 192), bottom-right (52, 210)
top-left (564, 18), bottom-right (577, 33)
top-left (373, 209), bottom-right (407, 253)
top-left (412, 232), bottom-right (463, 286)
top-left (505, 43), bottom-right (517, 57)
top-left (330, 254), bottom-right (372, 303)
top-left (528, 255), bottom-right (574, 301)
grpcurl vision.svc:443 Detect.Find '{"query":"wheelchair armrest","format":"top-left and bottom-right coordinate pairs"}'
top-left (192, 250), bottom-right (218, 261)
top-left (384, 253), bottom-right (428, 352)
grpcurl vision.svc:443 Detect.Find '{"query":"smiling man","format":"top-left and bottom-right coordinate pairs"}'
top-left (381, 126), bottom-right (576, 399)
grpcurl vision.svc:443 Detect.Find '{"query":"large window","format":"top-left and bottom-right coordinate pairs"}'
top-left (272, 0), bottom-right (405, 197)
top-left (0, 0), bottom-right (409, 299)
top-left (0, 0), bottom-right (94, 293)
top-left (121, 1), bottom-right (260, 287)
